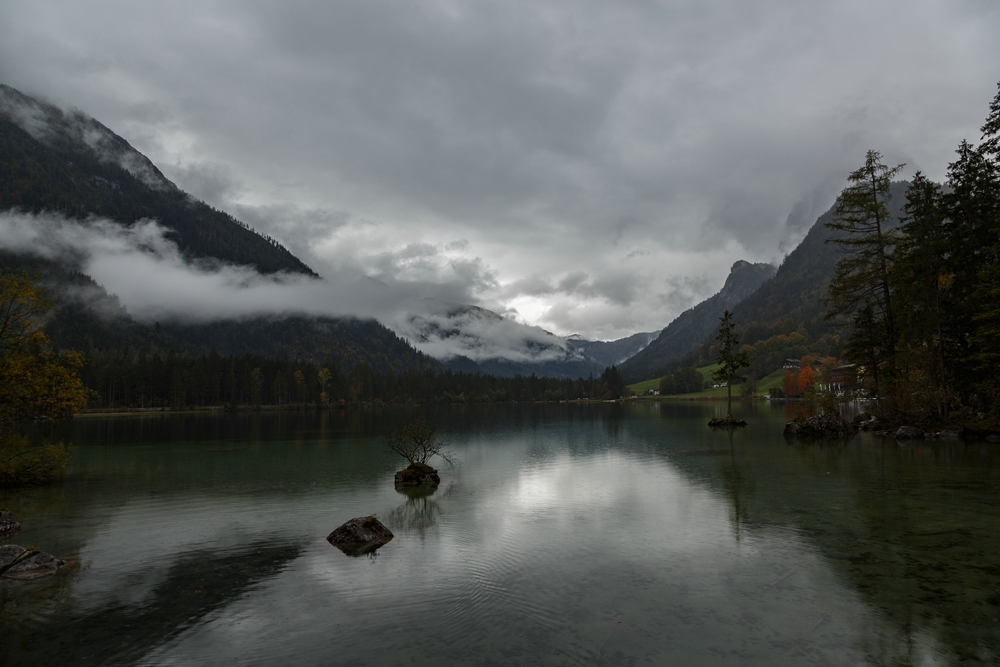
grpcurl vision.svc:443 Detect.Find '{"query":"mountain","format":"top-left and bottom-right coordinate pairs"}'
top-left (567, 331), bottom-right (658, 368)
top-left (0, 84), bottom-right (314, 276)
top-left (0, 250), bottom-right (437, 375)
top-left (0, 84), bottom-right (437, 375)
top-left (620, 260), bottom-right (775, 382)
top-left (397, 300), bottom-right (606, 378)
top-left (677, 181), bottom-right (910, 380)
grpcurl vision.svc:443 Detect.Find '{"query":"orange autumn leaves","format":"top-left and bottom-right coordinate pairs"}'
top-left (0, 274), bottom-right (91, 486)
top-left (0, 274), bottom-right (91, 428)
top-left (781, 356), bottom-right (835, 397)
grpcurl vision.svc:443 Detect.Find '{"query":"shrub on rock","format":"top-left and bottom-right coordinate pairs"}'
top-left (394, 462), bottom-right (441, 487)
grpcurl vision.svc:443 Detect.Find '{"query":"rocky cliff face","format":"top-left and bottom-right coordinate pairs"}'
top-left (619, 260), bottom-right (775, 382)
top-left (716, 260), bottom-right (778, 308)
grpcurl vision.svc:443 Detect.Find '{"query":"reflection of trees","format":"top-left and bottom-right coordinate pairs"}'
top-left (674, 425), bottom-right (1000, 666)
top-left (603, 403), bottom-right (626, 440)
top-left (717, 428), bottom-right (755, 541)
top-left (0, 540), bottom-right (301, 666)
top-left (388, 484), bottom-right (449, 535)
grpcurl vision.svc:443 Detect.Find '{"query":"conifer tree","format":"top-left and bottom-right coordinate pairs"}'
top-left (826, 150), bottom-right (904, 396)
top-left (712, 310), bottom-right (749, 418)
top-left (892, 173), bottom-right (951, 413)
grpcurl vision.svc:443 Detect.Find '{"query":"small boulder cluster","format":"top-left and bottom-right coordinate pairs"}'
top-left (784, 411), bottom-right (970, 441)
top-left (783, 411), bottom-right (855, 438)
top-left (0, 511), bottom-right (68, 580)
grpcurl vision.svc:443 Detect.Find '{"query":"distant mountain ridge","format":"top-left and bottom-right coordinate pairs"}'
top-left (568, 331), bottom-right (658, 368)
top-left (398, 300), bottom-right (608, 378)
top-left (620, 260), bottom-right (775, 382)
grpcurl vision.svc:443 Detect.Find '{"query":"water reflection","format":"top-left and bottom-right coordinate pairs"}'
top-left (388, 484), bottom-right (449, 534)
top-left (0, 540), bottom-right (301, 666)
top-left (1, 403), bottom-right (997, 666)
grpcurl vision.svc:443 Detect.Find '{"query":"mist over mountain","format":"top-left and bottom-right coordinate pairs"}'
top-left (676, 181), bottom-right (910, 379)
top-left (0, 84), bottom-right (314, 276)
top-left (0, 84), bottom-right (644, 377)
top-left (568, 332), bottom-right (658, 368)
top-left (395, 300), bottom-right (613, 378)
top-left (620, 260), bottom-right (775, 382)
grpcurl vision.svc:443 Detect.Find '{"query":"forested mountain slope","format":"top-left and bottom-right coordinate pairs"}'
top-left (0, 84), bottom-right (314, 276)
top-left (0, 251), bottom-right (436, 376)
top-left (678, 181), bottom-right (910, 379)
top-left (568, 331), bottom-right (658, 368)
top-left (620, 260), bottom-right (775, 382)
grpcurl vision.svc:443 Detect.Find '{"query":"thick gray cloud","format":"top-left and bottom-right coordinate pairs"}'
top-left (1, 0), bottom-right (998, 340)
top-left (0, 211), bottom-right (576, 364)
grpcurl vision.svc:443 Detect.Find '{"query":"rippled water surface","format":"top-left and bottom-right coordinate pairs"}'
top-left (2, 402), bottom-right (1000, 666)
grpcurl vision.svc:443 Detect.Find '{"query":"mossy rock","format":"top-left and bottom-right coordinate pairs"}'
top-left (394, 462), bottom-right (441, 487)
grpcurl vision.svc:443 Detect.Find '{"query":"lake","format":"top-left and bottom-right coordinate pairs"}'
top-left (2, 401), bottom-right (999, 666)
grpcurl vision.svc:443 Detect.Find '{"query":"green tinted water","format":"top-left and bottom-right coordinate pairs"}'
top-left (1, 402), bottom-right (998, 666)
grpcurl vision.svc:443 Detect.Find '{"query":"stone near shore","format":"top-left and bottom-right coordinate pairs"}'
top-left (894, 425), bottom-right (925, 440)
top-left (0, 511), bottom-right (20, 536)
top-left (394, 462), bottom-right (441, 487)
top-left (784, 412), bottom-right (855, 438)
top-left (0, 545), bottom-right (67, 579)
top-left (327, 516), bottom-right (394, 557)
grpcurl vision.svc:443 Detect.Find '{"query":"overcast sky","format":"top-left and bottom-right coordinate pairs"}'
top-left (1, 0), bottom-right (998, 340)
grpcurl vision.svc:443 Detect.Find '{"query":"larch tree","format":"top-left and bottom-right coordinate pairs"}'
top-left (825, 150), bottom-right (904, 397)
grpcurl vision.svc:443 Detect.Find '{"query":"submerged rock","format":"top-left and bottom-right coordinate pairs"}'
top-left (852, 412), bottom-right (880, 430)
top-left (707, 416), bottom-right (748, 428)
top-left (894, 425), bottom-right (925, 440)
top-left (0, 511), bottom-right (20, 536)
top-left (327, 516), bottom-right (394, 557)
top-left (784, 412), bottom-right (855, 438)
top-left (394, 462), bottom-right (441, 487)
top-left (0, 545), bottom-right (67, 579)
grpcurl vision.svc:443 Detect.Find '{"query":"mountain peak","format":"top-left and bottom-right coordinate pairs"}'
top-left (720, 260), bottom-right (776, 306)
top-left (619, 259), bottom-right (775, 381)
top-left (0, 84), bottom-right (176, 192)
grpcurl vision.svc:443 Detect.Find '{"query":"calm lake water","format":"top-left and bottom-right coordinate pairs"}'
top-left (2, 401), bottom-right (999, 666)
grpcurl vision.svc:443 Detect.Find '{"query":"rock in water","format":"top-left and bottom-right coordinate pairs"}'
top-left (0, 545), bottom-right (67, 579)
top-left (0, 511), bottom-right (20, 536)
top-left (894, 425), bottom-right (925, 440)
top-left (784, 412), bottom-right (855, 438)
top-left (707, 416), bottom-right (747, 428)
top-left (394, 462), bottom-right (441, 487)
top-left (327, 516), bottom-right (394, 557)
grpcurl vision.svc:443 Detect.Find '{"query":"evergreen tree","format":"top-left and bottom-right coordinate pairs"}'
top-left (825, 150), bottom-right (904, 396)
top-left (940, 141), bottom-right (1000, 402)
top-left (711, 311), bottom-right (749, 418)
top-left (892, 173), bottom-right (951, 414)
